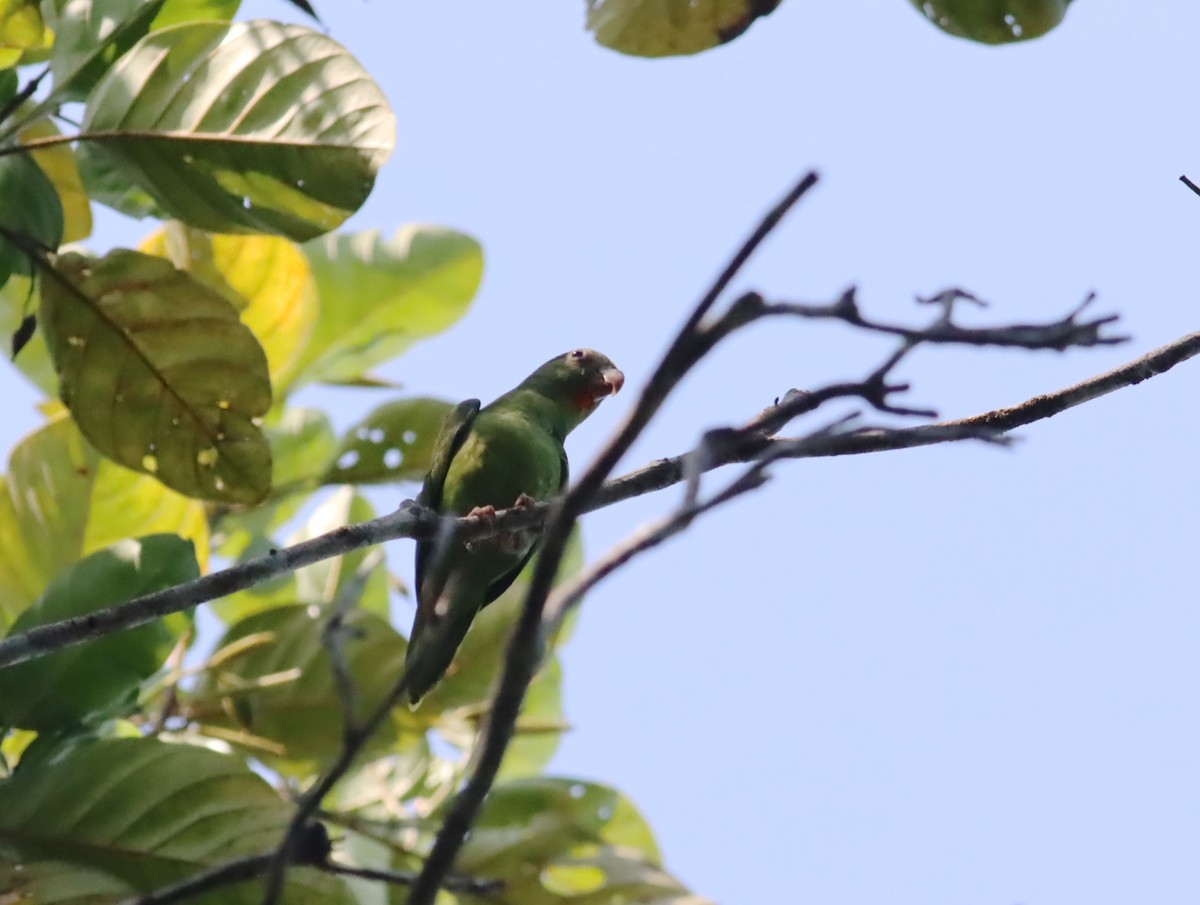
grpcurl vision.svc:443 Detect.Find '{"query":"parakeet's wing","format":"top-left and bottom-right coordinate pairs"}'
top-left (479, 447), bottom-right (568, 607)
top-left (414, 398), bottom-right (480, 609)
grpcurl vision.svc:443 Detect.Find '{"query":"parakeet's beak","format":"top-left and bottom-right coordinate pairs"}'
top-left (597, 367), bottom-right (624, 398)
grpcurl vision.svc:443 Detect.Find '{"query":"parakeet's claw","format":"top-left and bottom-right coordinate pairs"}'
top-left (463, 505), bottom-right (498, 552)
top-left (513, 493), bottom-right (537, 509)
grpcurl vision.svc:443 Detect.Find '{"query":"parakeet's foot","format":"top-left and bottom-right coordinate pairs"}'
top-left (493, 493), bottom-right (540, 551)
top-left (463, 505), bottom-right (497, 552)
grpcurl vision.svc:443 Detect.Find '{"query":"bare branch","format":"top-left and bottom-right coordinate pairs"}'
top-left (0, 66), bottom-right (49, 132)
top-left (116, 853), bottom-right (273, 905)
top-left (323, 860), bottom-right (502, 895)
top-left (0, 326), bottom-right (1190, 677)
top-left (592, 328), bottom-right (1200, 509)
top-left (0, 501), bottom-right (433, 668)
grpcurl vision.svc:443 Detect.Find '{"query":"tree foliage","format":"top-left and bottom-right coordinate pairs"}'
top-left (0, 1), bottom-right (1112, 904)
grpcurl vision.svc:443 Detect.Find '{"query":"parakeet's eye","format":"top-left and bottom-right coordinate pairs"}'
top-left (569, 349), bottom-right (585, 360)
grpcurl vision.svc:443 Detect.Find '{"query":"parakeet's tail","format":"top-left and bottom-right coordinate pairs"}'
top-left (404, 601), bottom-right (476, 706)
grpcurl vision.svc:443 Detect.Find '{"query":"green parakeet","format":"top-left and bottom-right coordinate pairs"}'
top-left (406, 348), bottom-right (624, 704)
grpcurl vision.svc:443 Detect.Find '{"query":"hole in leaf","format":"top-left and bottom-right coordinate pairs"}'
top-left (338, 450), bottom-right (359, 469)
top-left (384, 448), bottom-right (402, 469)
top-left (569, 783), bottom-right (586, 799)
top-left (142, 454), bottom-right (158, 473)
top-left (402, 430), bottom-right (418, 445)
top-left (197, 447), bottom-right (219, 467)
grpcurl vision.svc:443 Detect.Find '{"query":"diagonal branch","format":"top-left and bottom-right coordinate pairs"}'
top-left (400, 169), bottom-right (825, 905)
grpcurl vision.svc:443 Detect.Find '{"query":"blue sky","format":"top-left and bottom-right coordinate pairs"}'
top-left (5, 1), bottom-right (1200, 903)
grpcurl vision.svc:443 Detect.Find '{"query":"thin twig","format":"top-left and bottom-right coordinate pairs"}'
top-left (0, 66), bottom-right (50, 130)
top-left (115, 853), bottom-right (273, 905)
top-left (324, 860), bottom-right (502, 895)
top-left (590, 328), bottom-right (1200, 509)
top-left (765, 287), bottom-right (1125, 349)
top-left (0, 502), bottom-right (436, 668)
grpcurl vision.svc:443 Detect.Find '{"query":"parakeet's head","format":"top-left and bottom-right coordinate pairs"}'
top-left (524, 348), bottom-right (624, 414)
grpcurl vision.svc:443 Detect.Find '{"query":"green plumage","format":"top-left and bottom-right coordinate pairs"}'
top-left (406, 349), bottom-right (623, 704)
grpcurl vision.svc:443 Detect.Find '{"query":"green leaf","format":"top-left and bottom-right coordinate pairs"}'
top-left (0, 859), bottom-right (134, 902)
top-left (295, 227), bottom-right (483, 387)
top-left (0, 150), bottom-right (64, 286)
top-left (417, 530), bottom-right (585, 717)
top-left (0, 415), bottom-right (210, 633)
top-left (211, 483), bottom-right (382, 623)
top-left (141, 225), bottom-right (319, 391)
top-left (463, 777), bottom-right (661, 869)
top-left (289, 487), bottom-right (390, 615)
top-left (205, 408), bottom-right (335, 620)
top-left (76, 139), bottom-right (168, 219)
top-left (80, 19), bottom-right (395, 240)
top-left (39, 249), bottom-right (273, 503)
top-left (198, 604), bottom-right (407, 774)
top-left (586, 0), bottom-right (782, 58)
top-left (0, 535), bottom-right (198, 730)
top-left (0, 736), bottom-right (351, 903)
top-left (497, 656), bottom-right (567, 782)
top-left (324, 396), bottom-right (454, 485)
top-left (0, 1), bottom-right (53, 69)
top-left (908, 0), bottom-right (1070, 44)
top-left (0, 67), bottom-right (16, 105)
top-left (453, 777), bottom-right (709, 905)
top-left (48, 0), bottom-right (168, 101)
top-left (269, 404), bottom-right (337, 489)
top-left (152, 0), bottom-right (241, 30)
top-left (329, 733), bottom-right (445, 822)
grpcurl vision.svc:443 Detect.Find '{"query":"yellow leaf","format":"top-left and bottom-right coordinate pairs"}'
top-left (21, 119), bottom-right (92, 243)
top-left (0, 0), bottom-right (53, 59)
top-left (141, 225), bottom-right (317, 391)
